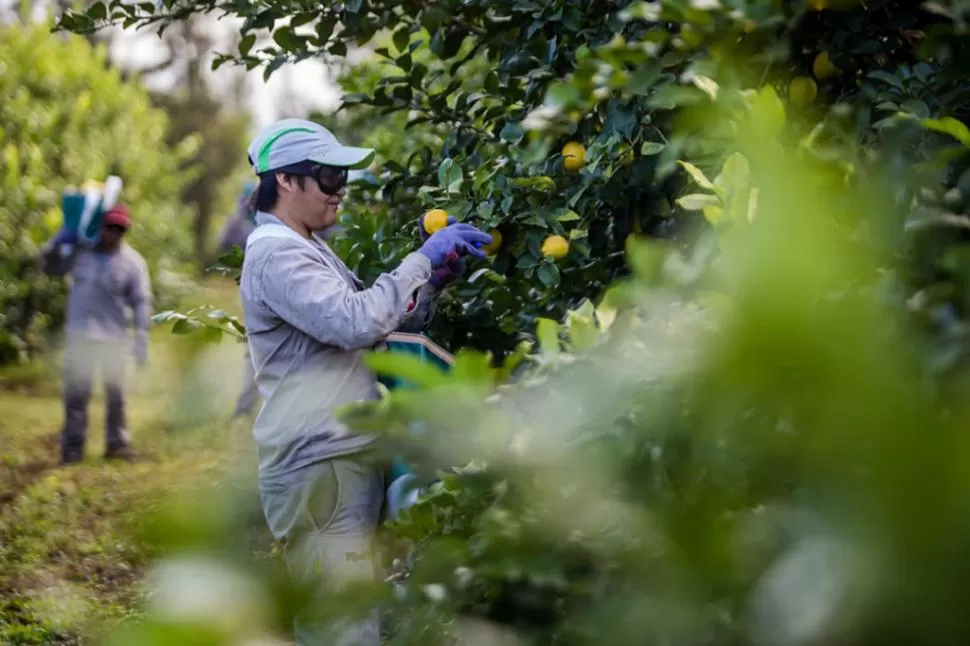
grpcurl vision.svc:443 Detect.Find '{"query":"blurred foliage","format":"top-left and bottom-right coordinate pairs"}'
top-left (0, 21), bottom-right (197, 364)
top-left (54, 0), bottom-right (970, 645)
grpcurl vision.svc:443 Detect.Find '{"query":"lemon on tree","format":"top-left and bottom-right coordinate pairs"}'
top-left (541, 234), bottom-right (569, 260)
top-left (789, 76), bottom-right (818, 106)
top-left (482, 229), bottom-right (502, 255)
top-left (562, 141), bottom-right (586, 173)
top-left (423, 208), bottom-right (450, 235)
top-left (812, 51), bottom-right (839, 80)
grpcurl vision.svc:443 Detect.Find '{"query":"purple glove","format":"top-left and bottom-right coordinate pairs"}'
top-left (429, 250), bottom-right (466, 288)
top-left (418, 223), bottom-right (492, 267)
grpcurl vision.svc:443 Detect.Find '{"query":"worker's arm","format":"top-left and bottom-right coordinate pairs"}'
top-left (396, 283), bottom-right (438, 333)
top-left (127, 256), bottom-right (153, 365)
top-left (253, 239), bottom-right (432, 350)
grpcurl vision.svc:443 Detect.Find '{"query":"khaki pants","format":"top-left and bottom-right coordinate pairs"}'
top-left (259, 457), bottom-right (385, 646)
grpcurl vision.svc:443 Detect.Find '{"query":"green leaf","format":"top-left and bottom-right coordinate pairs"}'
top-left (535, 318), bottom-right (560, 354)
top-left (537, 262), bottom-right (561, 287)
top-left (922, 117), bottom-right (970, 146)
top-left (677, 161), bottom-right (714, 190)
top-left (640, 141), bottom-right (666, 156)
top-left (556, 210), bottom-right (580, 222)
top-left (516, 253), bottom-right (539, 269)
top-left (393, 26), bottom-right (410, 53)
top-left (625, 235), bottom-right (667, 284)
top-left (438, 158), bottom-right (463, 193)
top-left (200, 326), bottom-right (223, 344)
top-left (748, 85), bottom-right (786, 138)
top-left (676, 193), bottom-right (720, 211)
top-left (467, 268), bottom-right (506, 284)
top-left (88, 1), bottom-right (107, 20)
top-left (273, 26), bottom-right (299, 51)
top-left (239, 34), bottom-right (256, 56)
top-left (451, 350), bottom-right (492, 384)
top-left (500, 122), bottom-right (524, 143)
top-left (501, 195), bottom-right (514, 214)
top-left (484, 72), bottom-right (501, 94)
top-left (330, 41), bottom-right (348, 57)
top-left (714, 152), bottom-right (750, 200)
top-left (565, 307), bottom-right (600, 351)
top-left (703, 205), bottom-right (724, 225)
top-left (510, 176), bottom-right (556, 192)
top-left (316, 19), bottom-right (336, 42)
top-left (545, 82), bottom-right (581, 109)
top-left (364, 351), bottom-right (450, 388)
top-left (901, 100), bottom-right (930, 119)
top-left (690, 74), bottom-right (719, 100)
top-left (171, 318), bottom-right (201, 335)
top-left (867, 70), bottom-right (904, 90)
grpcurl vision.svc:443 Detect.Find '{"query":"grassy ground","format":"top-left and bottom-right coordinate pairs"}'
top-left (0, 280), bottom-right (273, 645)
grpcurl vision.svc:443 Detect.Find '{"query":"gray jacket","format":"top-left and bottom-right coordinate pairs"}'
top-left (41, 240), bottom-right (152, 358)
top-left (240, 212), bottom-right (436, 481)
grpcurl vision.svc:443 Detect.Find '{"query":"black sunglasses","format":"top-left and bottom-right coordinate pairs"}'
top-left (272, 162), bottom-right (349, 196)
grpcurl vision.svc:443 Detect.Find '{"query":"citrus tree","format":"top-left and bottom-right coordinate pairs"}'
top-left (0, 21), bottom-right (197, 363)
top-left (59, 0), bottom-right (970, 360)
top-left (53, 0), bottom-right (970, 644)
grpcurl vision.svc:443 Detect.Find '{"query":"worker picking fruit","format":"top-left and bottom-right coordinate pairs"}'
top-left (237, 119), bottom-right (491, 646)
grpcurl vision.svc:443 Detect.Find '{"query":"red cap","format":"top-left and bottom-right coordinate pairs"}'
top-left (103, 204), bottom-right (132, 230)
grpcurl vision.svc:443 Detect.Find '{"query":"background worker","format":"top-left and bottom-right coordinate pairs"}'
top-left (41, 204), bottom-right (152, 464)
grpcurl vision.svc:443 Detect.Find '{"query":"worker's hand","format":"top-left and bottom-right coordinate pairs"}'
top-left (52, 228), bottom-right (77, 246)
top-left (134, 340), bottom-right (148, 368)
top-left (418, 223), bottom-right (491, 268)
top-left (429, 250), bottom-right (465, 288)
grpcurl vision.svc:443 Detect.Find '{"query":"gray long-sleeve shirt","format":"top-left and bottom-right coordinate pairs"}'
top-left (241, 212), bottom-right (435, 482)
top-left (41, 241), bottom-right (152, 356)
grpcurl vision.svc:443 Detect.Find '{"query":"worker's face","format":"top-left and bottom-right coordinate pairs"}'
top-left (99, 224), bottom-right (126, 251)
top-left (278, 174), bottom-right (346, 231)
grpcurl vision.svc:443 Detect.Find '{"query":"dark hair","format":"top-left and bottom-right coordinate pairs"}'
top-left (252, 172), bottom-right (306, 212)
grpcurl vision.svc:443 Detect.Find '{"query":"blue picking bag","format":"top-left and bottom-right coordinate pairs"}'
top-left (61, 176), bottom-right (123, 247)
top-left (379, 332), bottom-right (454, 518)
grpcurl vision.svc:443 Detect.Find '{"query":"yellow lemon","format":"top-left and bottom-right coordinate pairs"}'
top-left (789, 77), bottom-right (818, 106)
top-left (482, 229), bottom-right (502, 255)
top-left (807, 0), bottom-right (828, 9)
top-left (562, 141), bottom-right (586, 173)
top-left (812, 51), bottom-right (839, 80)
top-left (423, 209), bottom-right (449, 235)
top-left (541, 234), bottom-right (569, 260)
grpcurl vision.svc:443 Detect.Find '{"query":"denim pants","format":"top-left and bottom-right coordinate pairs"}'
top-left (61, 338), bottom-right (131, 459)
top-left (259, 457), bottom-right (385, 646)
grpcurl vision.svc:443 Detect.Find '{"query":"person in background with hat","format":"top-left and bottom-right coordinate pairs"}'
top-left (216, 181), bottom-right (264, 421)
top-left (41, 204), bottom-right (152, 465)
top-left (240, 118), bottom-right (490, 645)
